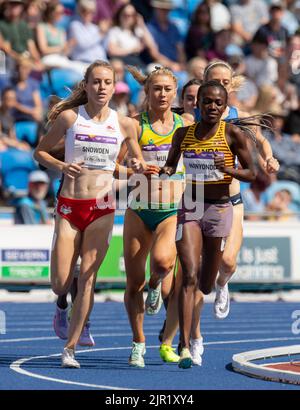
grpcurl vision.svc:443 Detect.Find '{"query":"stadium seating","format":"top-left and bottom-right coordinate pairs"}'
top-left (0, 148), bottom-right (37, 198)
top-left (40, 68), bottom-right (82, 101)
top-left (15, 121), bottom-right (39, 147)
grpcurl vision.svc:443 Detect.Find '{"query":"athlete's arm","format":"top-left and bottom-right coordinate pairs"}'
top-left (216, 123), bottom-right (257, 183)
top-left (34, 109), bottom-right (83, 179)
top-left (119, 114), bottom-right (154, 174)
top-left (160, 126), bottom-right (187, 176)
top-left (239, 109), bottom-right (279, 174)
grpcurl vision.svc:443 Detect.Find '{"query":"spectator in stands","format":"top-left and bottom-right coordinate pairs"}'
top-left (187, 56), bottom-right (207, 81)
top-left (206, 0), bottom-right (231, 33)
top-left (14, 170), bottom-right (51, 224)
top-left (110, 58), bottom-right (125, 82)
top-left (225, 53), bottom-right (258, 113)
top-left (68, 0), bottom-right (107, 64)
top-left (147, 0), bottom-right (186, 72)
top-left (254, 2), bottom-right (290, 63)
top-left (230, 0), bottom-right (269, 46)
top-left (0, 0), bottom-right (42, 70)
top-left (205, 28), bottom-right (232, 61)
top-left (265, 188), bottom-right (294, 220)
top-left (185, 2), bottom-right (214, 60)
top-left (0, 87), bottom-right (31, 151)
top-left (283, 90), bottom-right (300, 139)
top-left (110, 80), bottom-right (130, 115)
top-left (12, 56), bottom-right (43, 123)
top-left (36, 2), bottom-right (89, 75)
top-left (106, 3), bottom-right (159, 68)
top-left (245, 32), bottom-right (278, 87)
top-left (287, 30), bottom-right (300, 88)
top-left (94, 0), bottom-right (127, 33)
top-left (243, 171), bottom-right (271, 221)
top-left (24, 0), bottom-right (44, 30)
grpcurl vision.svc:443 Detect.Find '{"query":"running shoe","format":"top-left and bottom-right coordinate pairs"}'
top-left (145, 282), bottom-right (163, 315)
top-left (78, 321), bottom-right (95, 347)
top-left (61, 347), bottom-right (80, 368)
top-left (178, 348), bottom-right (193, 369)
top-left (53, 306), bottom-right (69, 340)
top-left (158, 319), bottom-right (166, 342)
top-left (128, 342), bottom-right (146, 368)
top-left (214, 283), bottom-right (230, 319)
top-left (159, 344), bottom-right (180, 363)
top-left (190, 337), bottom-right (204, 366)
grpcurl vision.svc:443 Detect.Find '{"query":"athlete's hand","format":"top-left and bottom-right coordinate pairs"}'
top-left (159, 166), bottom-right (173, 177)
top-left (62, 162), bottom-right (84, 179)
top-left (265, 157), bottom-right (280, 174)
top-left (143, 164), bottom-right (160, 176)
top-left (214, 153), bottom-right (225, 171)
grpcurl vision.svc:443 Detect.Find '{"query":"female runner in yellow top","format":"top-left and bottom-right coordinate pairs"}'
top-left (161, 80), bottom-right (257, 368)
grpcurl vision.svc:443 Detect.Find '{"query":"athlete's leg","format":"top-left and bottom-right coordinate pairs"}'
top-left (161, 262), bottom-right (181, 346)
top-left (51, 215), bottom-right (82, 296)
top-left (124, 209), bottom-right (152, 343)
top-left (176, 222), bottom-right (202, 349)
top-left (217, 203), bottom-right (243, 286)
top-left (65, 213), bottom-right (115, 349)
top-left (148, 215), bottom-right (177, 291)
top-left (191, 289), bottom-right (204, 340)
top-left (198, 236), bottom-right (224, 295)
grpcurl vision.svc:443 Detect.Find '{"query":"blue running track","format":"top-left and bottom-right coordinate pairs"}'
top-left (0, 301), bottom-right (300, 390)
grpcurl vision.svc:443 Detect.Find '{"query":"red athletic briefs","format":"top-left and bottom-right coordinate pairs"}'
top-left (57, 195), bottom-right (115, 231)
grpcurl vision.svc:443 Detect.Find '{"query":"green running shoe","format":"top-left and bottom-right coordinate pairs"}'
top-left (129, 342), bottom-right (146, 368)
top-left (178, 347), bottom-right (193, 369)
top-left (159, 344), bottom-right (180, 363)
top-left (145, 282), bottom-right (163, 315)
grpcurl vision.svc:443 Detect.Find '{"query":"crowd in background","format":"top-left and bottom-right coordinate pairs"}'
top-left (0, 0), bottom-right (300, 222)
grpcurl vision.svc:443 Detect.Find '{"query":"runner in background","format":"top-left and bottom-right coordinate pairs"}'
top-left (34, 60), bottom-right (146, 368)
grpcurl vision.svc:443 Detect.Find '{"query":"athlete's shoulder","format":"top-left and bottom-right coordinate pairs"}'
top-left (181, 112), bottom-right (195, 126)
top-left (56, 107), bottom-right (78, 126)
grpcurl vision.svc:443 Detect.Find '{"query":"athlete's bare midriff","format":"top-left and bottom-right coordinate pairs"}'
top-left (60, 168), bottom-right (114, 199)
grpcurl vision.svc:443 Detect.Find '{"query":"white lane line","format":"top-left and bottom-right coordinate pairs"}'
top-left (2, 329), bottom-right (292, 337)
top-left (9, 336), bottom-right (300, 390)
top-left (2, 330), bottom-right (298, 344)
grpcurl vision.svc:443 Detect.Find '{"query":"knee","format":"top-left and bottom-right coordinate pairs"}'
top-left (152, 258), bottom-right (175, 278)
top-left (221, 254), bottom-right (237, 274)
top-left (182, 268), bottom-right (198, 288)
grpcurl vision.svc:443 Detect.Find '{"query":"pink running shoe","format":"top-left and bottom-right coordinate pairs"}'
top-left (53, 306), bottom-right (69, 340)
top-left (78, 321), bottom-right (95, 347)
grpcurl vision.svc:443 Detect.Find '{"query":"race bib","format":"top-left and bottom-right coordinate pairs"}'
top-left (183, 151), bottom-right (224, 182)
top-left (74, 134), bottom-right (118, 169)
top-left (142, 143), bottom-right (184, 177)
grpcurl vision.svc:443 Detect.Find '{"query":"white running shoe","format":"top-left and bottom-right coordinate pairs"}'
top-left (145, 282), bottom-right (163, 315)
top-left (190, 337), bottom-right (204, 366)
top-left (61, 348), bottom-right (80, 369)
top-left (214, 283), bottom-right (230, 319)
top-left (128, 342), bottom-right (146, 368)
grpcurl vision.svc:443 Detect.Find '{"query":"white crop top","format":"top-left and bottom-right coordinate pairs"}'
top-left (65, 106), bottom-right (124, 171)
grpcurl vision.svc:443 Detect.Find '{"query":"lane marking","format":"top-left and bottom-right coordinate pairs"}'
top-left (9, 337), bottom-right (300, 390)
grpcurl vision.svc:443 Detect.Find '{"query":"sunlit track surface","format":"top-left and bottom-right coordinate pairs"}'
top-left (1, 301), bottom-right (300, 390)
